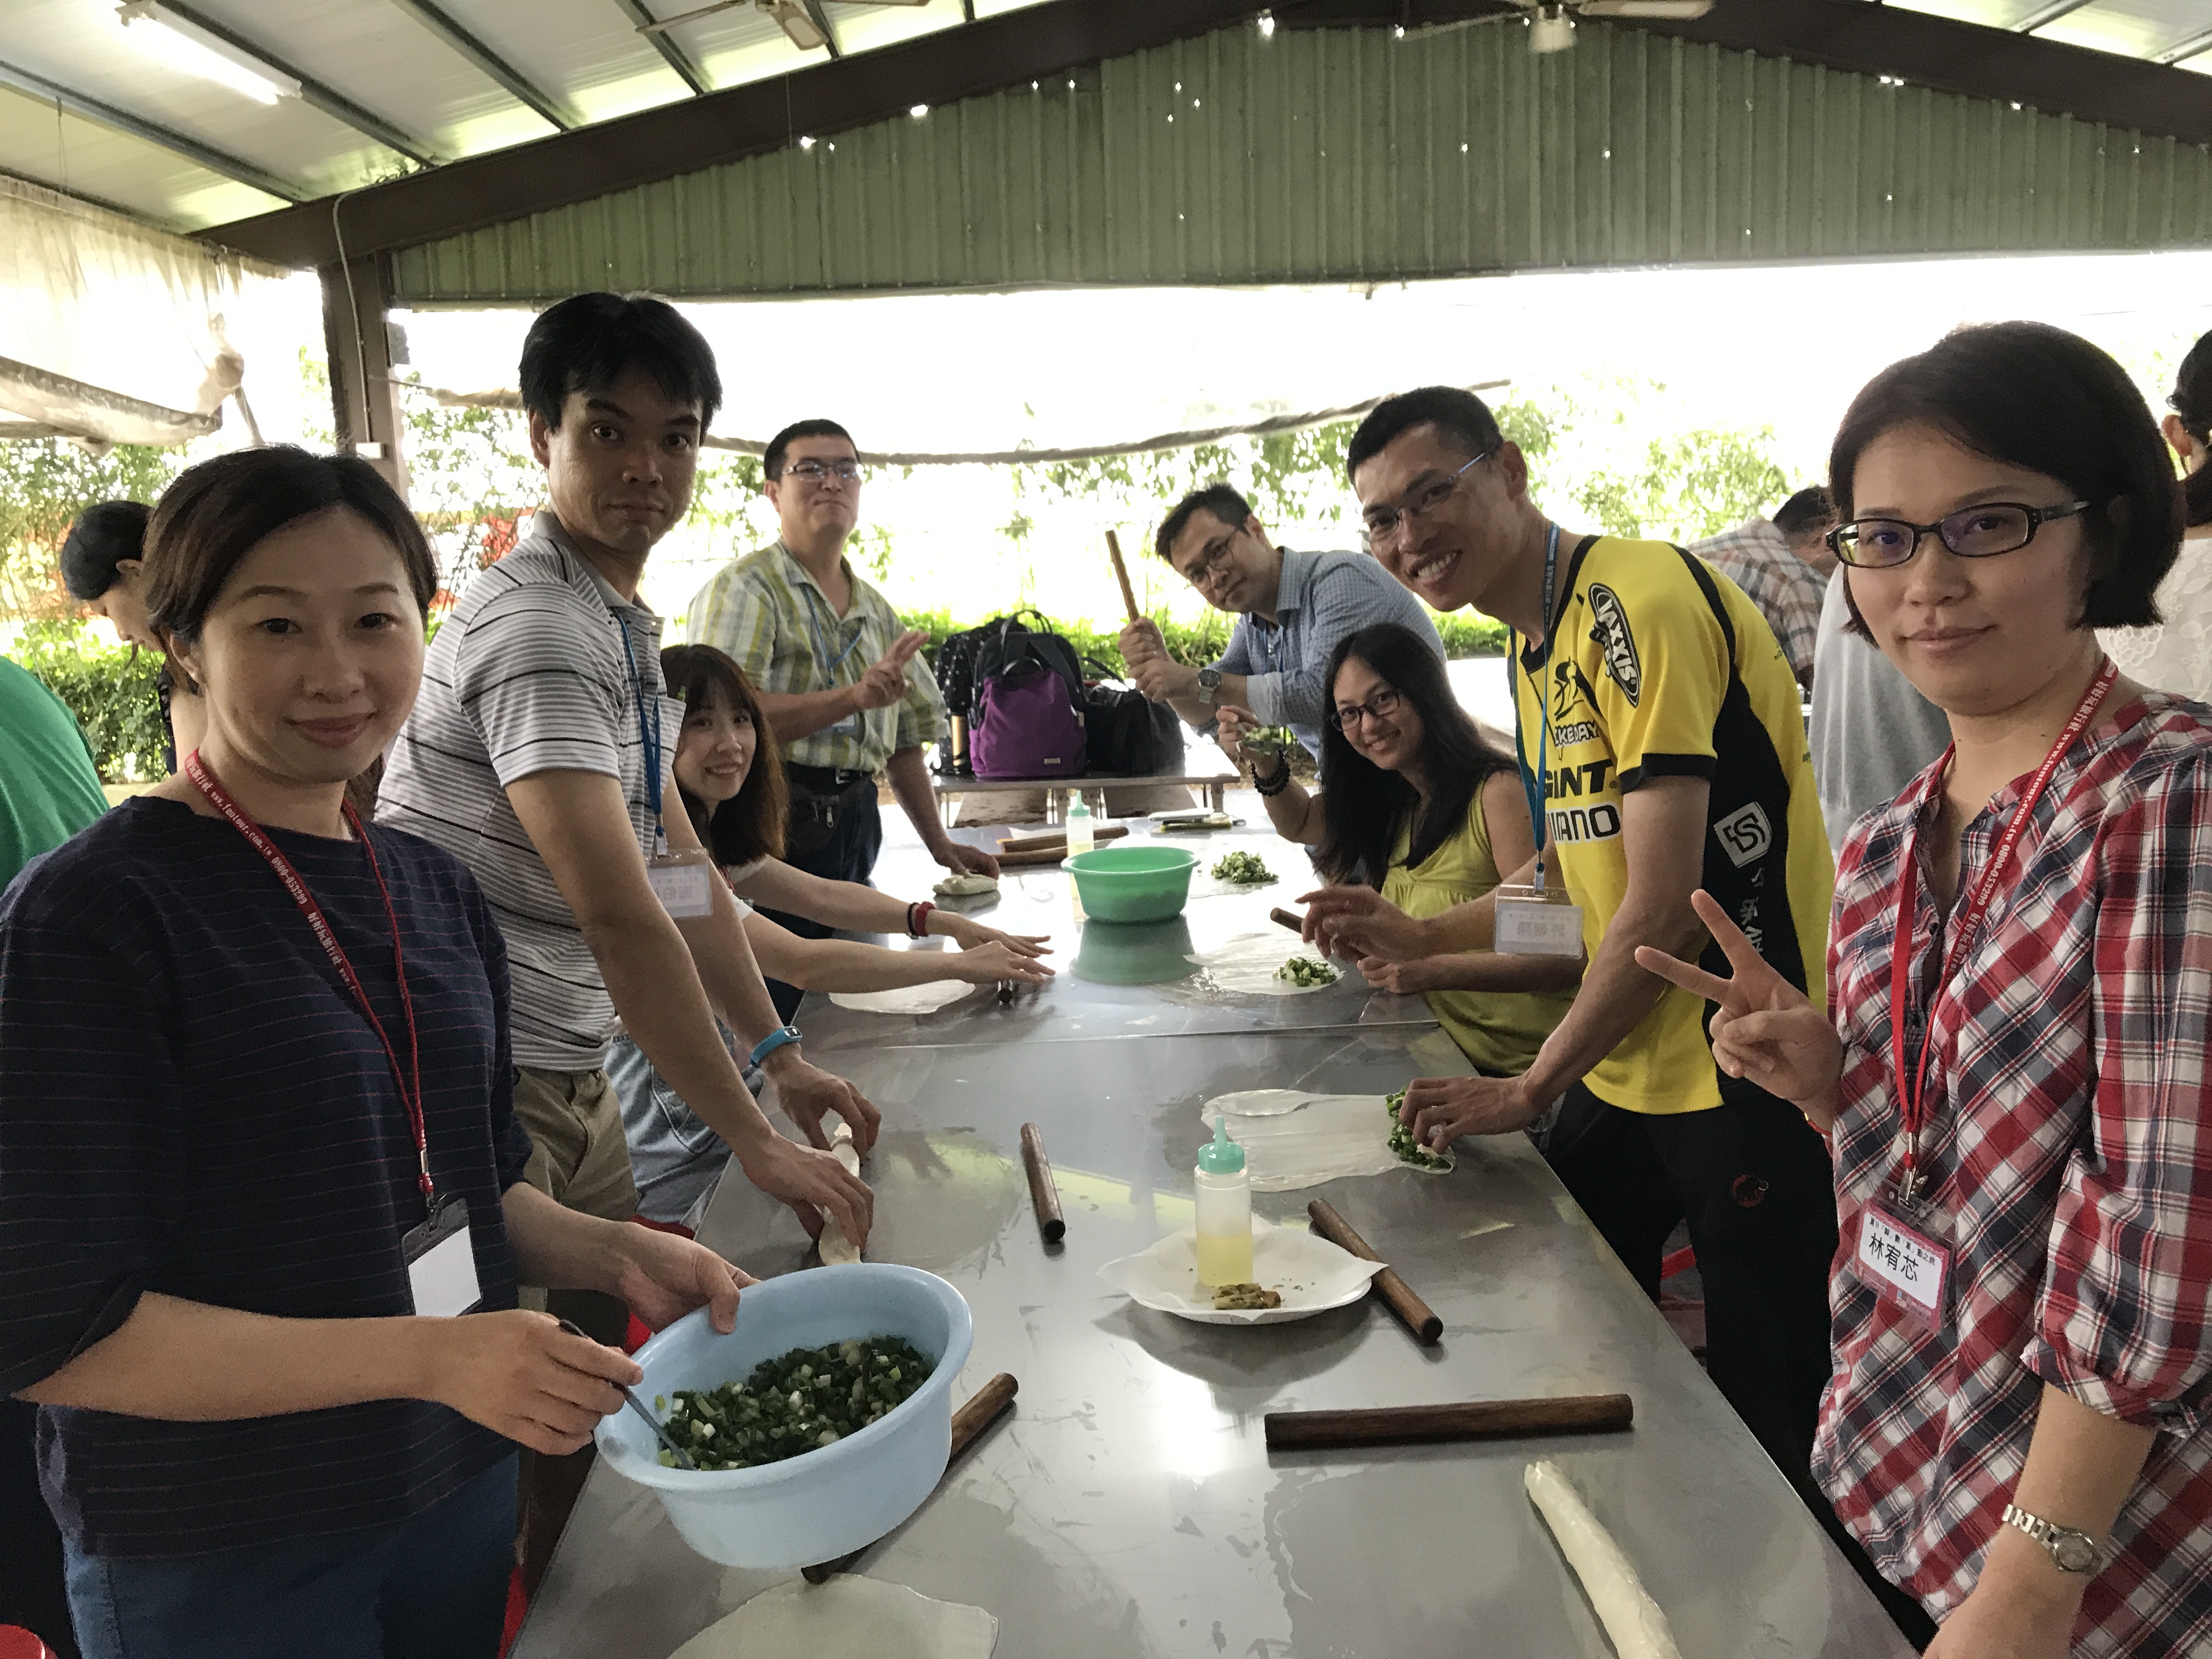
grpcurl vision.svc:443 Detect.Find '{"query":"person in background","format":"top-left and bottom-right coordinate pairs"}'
top-left (1809, 563), bottom-right (1951, 851)
top-left (684, 419), bottom-right (993, 1020)
top-left (0, 652), bottom-right (108, 1658)
top-left (611, 644), bottom-right (1052, 1228)
top-left (374, 294), bottom-right (873, 1583)
top-left (1306, 385), bottom-right (1856, 1619)
top-left (1689, 485), bottom-right (1838, 691)
top-left (1, 446), bottom-right (751, 1659)
top-left (59, 499), bottom-right (202, 768)
top-left (1639, 321), bottom-right (2203, 1656)
top-left (1218, 622), bottom-right (1577, 1073)
top-left (2100, 326), bottom-right (2212, 701)
top-left (1118, 483), bottom-right (1444, 766)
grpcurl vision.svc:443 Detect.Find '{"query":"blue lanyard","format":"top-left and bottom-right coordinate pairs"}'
top-left (1510, 522), bottom-right (1562, 893)
top-left (794, 555), bottom-right (868, 685)
top-left (615, 613), bottom-right (666, 853)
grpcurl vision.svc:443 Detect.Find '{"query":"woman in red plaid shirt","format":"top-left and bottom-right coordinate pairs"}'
top-left (1639, 321), bottom-right (2203, 1657)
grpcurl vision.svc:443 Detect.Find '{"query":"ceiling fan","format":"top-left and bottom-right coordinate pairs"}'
top-left (636, 0), bottom-right (933, 55)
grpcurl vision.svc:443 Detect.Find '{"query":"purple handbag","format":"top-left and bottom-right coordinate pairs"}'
top-left (970, 657), bottom-right (1086, 780)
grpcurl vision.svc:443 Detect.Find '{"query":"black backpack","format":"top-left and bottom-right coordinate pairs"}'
top-left (1079, 657), bottom-right (1185, 776)
top-left (968, 611), bottom-right (1082, 709)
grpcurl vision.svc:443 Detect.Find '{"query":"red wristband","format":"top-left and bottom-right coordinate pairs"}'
top-left (908, 900), bottom-right (935, 938)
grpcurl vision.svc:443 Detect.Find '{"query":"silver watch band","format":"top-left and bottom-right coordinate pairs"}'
top-left (2001, 1503), bottom-right (2100, 1575)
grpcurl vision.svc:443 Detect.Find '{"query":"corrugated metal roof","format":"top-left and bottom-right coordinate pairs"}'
top-left (388, 16), bottom-right (2212, 303)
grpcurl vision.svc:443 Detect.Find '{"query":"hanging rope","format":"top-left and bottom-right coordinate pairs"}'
top-left (397, 376), bottom-right (1511, 467)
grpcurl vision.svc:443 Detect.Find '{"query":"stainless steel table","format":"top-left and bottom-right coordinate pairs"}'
top-left (798, 823), bottom-right (1437, 1054)
top-left (513, 1020), bottom-right (1912, 1658)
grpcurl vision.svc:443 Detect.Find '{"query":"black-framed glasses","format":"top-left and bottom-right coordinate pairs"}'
top-left (1826, 499), bottom-right (2092, 569)
top-left (1361, 449), bottom-right (1494, 545)
top-left (1330, 686), bottom-right (1403, 731)
top-left (1175, 529), bottom-right (1240, 590)
top-left (785, 459), bottom-right (864, 485)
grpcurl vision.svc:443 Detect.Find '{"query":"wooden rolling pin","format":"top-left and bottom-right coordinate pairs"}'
top-left (1270, 906), bottom-right (1305, 934)
top-left (996, 847), bottom-right (1070, 868)
top-left (1019, 1122), bottom-right (1066, 1243)
top-left (1307, 1199), bottom-right (1442, 1344)
top-left (1263, 1393), bottom-right (1633, 1452)
top-left (1000, 825), bottom-right (1130, 854)
top-left (1106, 529), bottom-right (1141, 623)
top-left (802, 1373), bottom-right (1020, 1582)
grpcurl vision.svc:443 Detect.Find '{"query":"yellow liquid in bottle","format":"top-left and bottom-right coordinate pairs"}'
top-left (1195, 1228), bottom-right (1254, 1287)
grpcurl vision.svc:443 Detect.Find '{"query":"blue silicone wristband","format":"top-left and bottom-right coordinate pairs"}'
top-left (748, 1025), bottom-right (803, 1067)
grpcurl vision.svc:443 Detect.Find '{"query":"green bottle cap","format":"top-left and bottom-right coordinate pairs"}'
top-left (1196, 1115), bottom-right (1245, 1175)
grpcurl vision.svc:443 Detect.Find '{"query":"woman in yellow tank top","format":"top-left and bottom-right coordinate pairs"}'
top-left (1221, 623), bottom-right (1579, 1074)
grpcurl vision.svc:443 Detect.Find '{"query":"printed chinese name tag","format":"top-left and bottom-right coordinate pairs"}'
top-left (403, 1195), bottom-right (482, 1318)
top-left (1492, 884), bottom-right (1584, 958)
top-left (1854, 1203), bottom-right (1951, 1330)
top-left (647, 848), bottom-right (717, 917)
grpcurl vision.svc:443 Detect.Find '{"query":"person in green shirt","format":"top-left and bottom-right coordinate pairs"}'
top-left (0, 653), bottom-right (108, 887)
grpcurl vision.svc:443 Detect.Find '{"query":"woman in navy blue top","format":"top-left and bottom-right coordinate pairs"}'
top-left (0, 448), bottom-right (749, 1659)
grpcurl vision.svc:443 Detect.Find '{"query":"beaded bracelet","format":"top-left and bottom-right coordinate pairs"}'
top-left (1254, 754), bottom-right (1294, 798)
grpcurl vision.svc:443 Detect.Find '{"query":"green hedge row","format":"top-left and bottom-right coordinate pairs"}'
top-left (14, 619), bottom-right (168, 783)
top-left (896, 608), bottom-right (1507, 676)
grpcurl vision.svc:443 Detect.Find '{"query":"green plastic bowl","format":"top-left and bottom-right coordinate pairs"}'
top-left (1065, 844), bottom-right (1198, 923)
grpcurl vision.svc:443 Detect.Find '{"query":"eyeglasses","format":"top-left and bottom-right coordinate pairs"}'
top-left (1175, 530), bottom-right (1240, 590)
top-left (1361, 449), bottom-right (1494, 545)
top-left (784, 460), bottom-right (864, 486)
top-left (1826, 499), bottom-right (2092, 569)
top-left (1330, 686), bottom-right (1403, 731)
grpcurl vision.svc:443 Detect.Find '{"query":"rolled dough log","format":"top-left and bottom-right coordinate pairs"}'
top-left (665, 1576), bottom-right (997, 1658)
top-left (1523, 1460), bottom-right (1682, 1659)
top-left (818, 1124), bottom-right (863, 1266)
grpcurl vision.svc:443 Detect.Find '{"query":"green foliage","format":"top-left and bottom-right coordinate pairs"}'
top-left (0, 439), bottom-right (179, 623)
top-left (1571, 426), bottom-right (1790, 544)
top-left (12, 617), bottom-right (167, 781)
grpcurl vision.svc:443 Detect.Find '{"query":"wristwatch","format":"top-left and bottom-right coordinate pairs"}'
top-left (748, 1024), bottom-right (803, 1067)
top-left (1195, 667), bottom-right (1223, 705)
top-left (2001, 1504), bottom-right (2101, 1575)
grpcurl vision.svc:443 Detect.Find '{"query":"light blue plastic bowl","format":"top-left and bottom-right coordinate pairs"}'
top-left (595, 1263), bottom-right (974, 1568)
top-left (1066, 844), bottom-right (1198, 922)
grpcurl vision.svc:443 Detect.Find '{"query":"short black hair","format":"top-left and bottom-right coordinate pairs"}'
top-left (1829, 321), bottom-right (2180, 634)
top-left (1346, 387), bottom-right (1504, 485)
top-left (1771, 486), bottom-right (1835, 544)
top-left (145, 447), bottom-right (437, 644)
top-left (518, 292), bottom-right (721, 432)
top-left (1155, 484), bottom-right (1253, 562)
top-left (764, 419), bottom-right (854, 481)
top-left (59, 499), bottom-right (151, 600)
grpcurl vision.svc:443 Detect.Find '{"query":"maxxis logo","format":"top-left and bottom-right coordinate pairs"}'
top-left (1587, 584), bottom-right (1641, 706)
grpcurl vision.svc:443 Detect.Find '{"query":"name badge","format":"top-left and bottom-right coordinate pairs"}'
top-left (403, 1195), bottom-right (482, 1318)
top-left (1853, 1201), bottom-right (1950, 1330)
top-left (1492, 884), bottom-right (1584, 958)
top-left (647, 849), bottom-right (717, 918)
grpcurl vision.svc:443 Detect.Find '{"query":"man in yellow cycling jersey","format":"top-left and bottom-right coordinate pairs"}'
top-left (1304, 386), bottom-right (1847, 1564)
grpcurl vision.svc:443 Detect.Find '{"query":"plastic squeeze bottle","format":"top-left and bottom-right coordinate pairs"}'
top-left (1065, 791), bottom-right (1094, 855)
top-left (1194, 1116), bottom-right (1254, 1286)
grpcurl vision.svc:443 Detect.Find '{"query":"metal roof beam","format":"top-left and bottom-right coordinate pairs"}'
top-left (2155, 22), bottom-right (2212, 65)
top-left (2012, 1), bottom-right (2097, 32)
top-left (383, 0), bottom-right (580, 131)
top-left (610, 0), bottom-right (711, 94)
top-left (155, 1), bottom-right (440, 163)
top-left (0, 55), bottom-right (304, 202)
top-left (1273, 0), bottom-right (2212, 150)
top-left (196, 0), bottom-right (1268, 267)
top-left (801, 1), bottom-right (844, 59)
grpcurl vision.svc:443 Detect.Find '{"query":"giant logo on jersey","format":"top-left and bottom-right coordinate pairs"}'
top-left (1587, 583), bottom-right (1641, 706)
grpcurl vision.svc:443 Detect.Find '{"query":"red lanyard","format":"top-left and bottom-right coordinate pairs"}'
top-left (1886, 658), bottom-right (2115, 1205)
top-left (184, 751), bottom-right (432, 1206)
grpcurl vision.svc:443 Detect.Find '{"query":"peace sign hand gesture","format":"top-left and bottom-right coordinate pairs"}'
top-left (1633, 890), bottom-right (1843, 1131)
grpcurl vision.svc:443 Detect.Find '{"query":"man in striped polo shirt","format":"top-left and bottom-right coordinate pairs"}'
top-left (380, 300), bottom-right (875, 1262)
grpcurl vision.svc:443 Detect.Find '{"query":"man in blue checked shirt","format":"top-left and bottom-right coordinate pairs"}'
top-left (1119, 484), bottom-right (1445, 766)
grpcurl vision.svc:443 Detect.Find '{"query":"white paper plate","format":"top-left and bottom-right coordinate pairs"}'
top-left (1097, 1216), bottom-right (1385, 1325)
